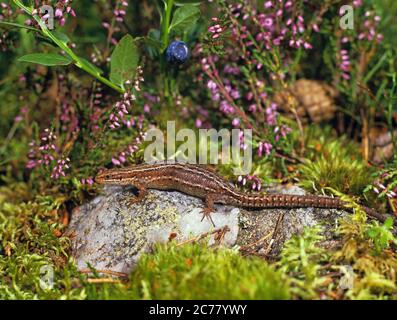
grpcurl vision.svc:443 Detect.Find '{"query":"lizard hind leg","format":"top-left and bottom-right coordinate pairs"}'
top-left (201, 194), bottom-right (217, 227)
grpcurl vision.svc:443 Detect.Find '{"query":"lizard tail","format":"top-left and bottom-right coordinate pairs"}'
top-left (237, 193), bottom-right (392, 225)
top-left (358, 205), bottom-right (391, 224)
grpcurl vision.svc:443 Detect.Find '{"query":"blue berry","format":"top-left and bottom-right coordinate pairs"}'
top-left (165, 41), bottom-right (190, 65)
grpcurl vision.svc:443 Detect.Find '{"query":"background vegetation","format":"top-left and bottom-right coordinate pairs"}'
top-left (0, 0), bottom-right (396, 299)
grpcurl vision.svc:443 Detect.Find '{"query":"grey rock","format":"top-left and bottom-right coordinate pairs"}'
top-left (68, 185), bottom-right (347, 273)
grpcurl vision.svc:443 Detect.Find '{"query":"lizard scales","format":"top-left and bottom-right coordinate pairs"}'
top-left (95, 163), bottom-right (385, 222)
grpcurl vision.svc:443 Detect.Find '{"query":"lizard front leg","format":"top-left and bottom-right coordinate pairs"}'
top-left (127, 182), bottom-right (147, 205)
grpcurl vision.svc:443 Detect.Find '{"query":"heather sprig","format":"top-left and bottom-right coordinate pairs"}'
top-left (198, 1), bottom-right (307, 165)
top-left (335, 3), bottom-right (384, 83)
top-left (237, 173), bottom-right (262, 191)
top-left (101, 0), bottom-right (129, 59)
top-left (27, 128), bottom-right (71, 180)
top-left (365, 157), bottom-right (397, 202)
top-left (0, 2), bottom-right (18, 51)
top-left (108, 66), bottom-right (144, 130)
top-left (111, 130), bottom-right (147, 166)
top-left (29, 0), bottom-right (76, 27)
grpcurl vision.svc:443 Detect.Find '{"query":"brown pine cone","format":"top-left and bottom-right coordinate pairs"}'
top-left (369, 127), bottom-right (397, 163)
top-left (274, 79), bottom-right (338, 123)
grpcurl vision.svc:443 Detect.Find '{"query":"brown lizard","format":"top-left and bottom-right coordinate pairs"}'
top-left (95, 163), bottom-right (388, 224)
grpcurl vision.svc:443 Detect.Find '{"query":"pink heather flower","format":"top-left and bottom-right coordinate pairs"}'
top-left (232, 118), bottom-right (240, 127)
top-left (341, 73), bottom-right (350, 80)
top-left (208, 20), bottom-right (225, 39)
top-left (51, 157), bottom-right (71, 179)
top-left (55, 8), bottom-right (63, 18)
top-left (112, 158), bottom-right (121, 166)
top-left (237, 174), bottom-right (262, 191)
top-left (353, 0), bottom-right (363, 7)
top-left (144, 104), bottom-right (150, 113)
top-left (109, 67), bottom-right (143, 129)
top-left (378, 183), bottom-right (386, 190)
top-left (14, 115), bottom-right (23, 122)
top-left (388, 191), bottom-right (397, 198)
top-left (258, 141), bottom-right (273, 157)
top-left (220, 100), bottom-right (234, 114)
top-left (265, 103), bottom-right (278, 126)
top-left (111, 131), bottom-right (146, 167)
top-left (207, 80), bottom-right (217, 90)
top-left (224, 65), bottom-right (240, 75)
top-left (230, 89), bottom-right (240, 99)
top-left (27, 128), bottom-right (63, 170)
top-left (263, 17), bottom-right (273, 28)
top-left (274, 125), bottom-right (292, 142)
top-left (81, 177), bottom-right (94, 185)
top-left (312, 24), bottom-right (319, 32)
top-left (195, 118), bottom-right (203, 128)
top-left (248, 104), bottom-right (257, 113)
top-left (264, 1), bottom-right (272, 9)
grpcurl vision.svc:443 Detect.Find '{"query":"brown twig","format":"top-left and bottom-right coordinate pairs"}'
top-left (86, 278), bottom-right (123, 284)
top-left (239, 231), bottom-right (273, 252)
top-left (79, 268), bottom-right (129, 279)
top-left (263, 212), bottom-right (285, 256)
top-left (240, 211), bottom-right (285, 256)
top-left (176, 226), bottom-right (230, 247)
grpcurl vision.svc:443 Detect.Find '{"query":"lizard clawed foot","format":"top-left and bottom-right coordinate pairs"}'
top-left (126, 196), bottom-right (142, 207)
top-left (201, 207), bottom-right (216, 227)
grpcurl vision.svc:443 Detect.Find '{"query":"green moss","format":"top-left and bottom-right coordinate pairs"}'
top-left (332, 213), bottom-right (397, 299)
top-left (128, 243), bottom-right (290, 300)
top-left (278, 225), bottom-right (330, 299)
top-left (299, 126), bottom-right (374, 195)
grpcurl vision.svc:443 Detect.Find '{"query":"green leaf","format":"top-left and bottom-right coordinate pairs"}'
top-left (52, 31), bottom-right (70, 45)
top-left (145, 29), bottom-right (163, 56)
top-left (169, 5), bottom-right (200, 34)
top-left (110, 34), bottom-right (139, 87)
top-left (174, 0), bottom-right (203, 5)
top-left (384, 217), bottom-right (394, 229)
top-left (18, 53), bottom-right (73, 66)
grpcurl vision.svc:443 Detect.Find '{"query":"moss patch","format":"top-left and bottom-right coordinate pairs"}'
top-left (128, 244), bottom-right (290, 300)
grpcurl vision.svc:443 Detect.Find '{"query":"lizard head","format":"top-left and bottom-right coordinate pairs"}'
top-left (95, 168), bottom-right (138, 185)
top-left (95, 169), bottom-right (125, 185)
top-left (95, 169), bottom-right (110, 184)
